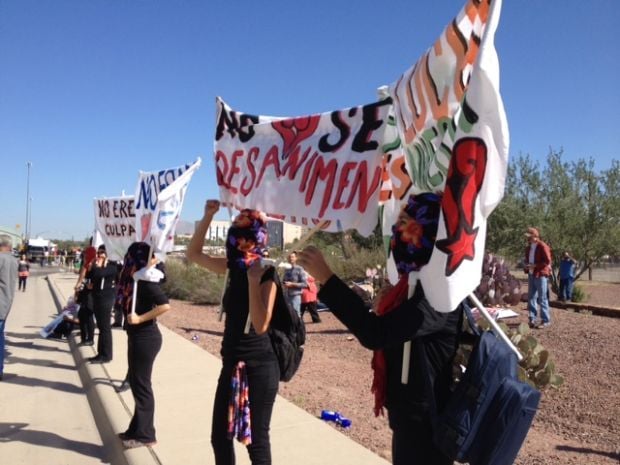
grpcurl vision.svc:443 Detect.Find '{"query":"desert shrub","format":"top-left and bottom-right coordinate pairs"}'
top-left (162, 257), bottom-right (226, 304)
top-left (323, 245), bottom-right (387, 283)
top-left (571, 284), bottom-right (587, 302)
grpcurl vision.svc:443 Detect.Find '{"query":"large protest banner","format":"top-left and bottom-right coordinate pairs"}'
top-left (214, 97), bottom-right (392, 237)
top-left (93, 195), bottom-right (136, 261)
top-left (388, 0), bottom-right (509, 311)
top-left (134, 158), bottom-right (201, 243)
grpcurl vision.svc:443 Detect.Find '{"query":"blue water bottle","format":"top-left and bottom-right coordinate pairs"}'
top-left (320, 410), bottom-right (352, 428)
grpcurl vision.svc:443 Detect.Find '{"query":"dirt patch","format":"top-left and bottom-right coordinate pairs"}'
top-left (158, 281), bottom-right (620, 464)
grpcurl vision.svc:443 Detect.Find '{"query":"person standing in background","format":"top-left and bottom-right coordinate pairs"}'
top-left (282, 251), bottom-right (308, 317)
top-left (523, 227), bottom-right (552, 328)
top-left (74, 244), bottom-right (97, 346)
top-left (88, 244), bottom-right (117, 364)
top-left (300, 274), bottom-right (321, 323)
top-left (559, 251), bottom-right (577, 302)
top-left (17, 255), bottom-right (29, 292)
top-left (0, 235), bottom-right (18, 381)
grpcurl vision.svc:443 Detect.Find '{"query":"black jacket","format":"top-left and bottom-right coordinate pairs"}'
top-left (318, 275), bottom-right (461, 424)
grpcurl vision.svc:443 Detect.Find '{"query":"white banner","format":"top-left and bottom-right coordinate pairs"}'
top-left (134, 158), bottom-right (200, 243)
top-left (93, 195), bottom-right (136, 261)
top-left (388, 0), bottom-right (509, 311)
top-left (214, 97), bottom-right (392, 237)
top-left (149, 159), bottom-right (202, 261)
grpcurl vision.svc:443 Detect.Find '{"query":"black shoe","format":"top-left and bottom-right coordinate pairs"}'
top-left (115, 381), bottom-right (130, 393)
top-left (89, 357), bottom-right (112, 364)
top-left (80, 340), bottom-right (94, 346)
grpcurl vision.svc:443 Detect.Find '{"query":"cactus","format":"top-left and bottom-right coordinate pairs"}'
top-left (453, 317), bottom-right (563, 391)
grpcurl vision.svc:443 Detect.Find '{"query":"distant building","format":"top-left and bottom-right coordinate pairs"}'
top-left (0, 226), bottom-right (22, 249)
top-left (196, 218), bottom-right (304, 249)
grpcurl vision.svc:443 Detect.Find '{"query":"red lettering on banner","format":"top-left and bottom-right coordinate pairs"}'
top-left (218, 144), bottom-right (383, 219)
top-left (256, 145), bottom-right (281, 187)
top-left (346, 161), bottom-right (382, 213)
top-left (300, 151), bottom-right (320, 192)
top-left (333, 162), bottom-right (357, 209)
top-left (281, 145), bottom-right (312, 180)
top-left (305, 157), bottom-right (337, 217)
top-left (240, 147), bottom-right (259, 196)
top-left (226, 150), bottom-right (244, 194)
top-left (215, 151), bottom-right (229, 187)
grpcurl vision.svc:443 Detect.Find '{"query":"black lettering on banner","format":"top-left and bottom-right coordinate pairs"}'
top-left (352, 98), bottom-right (392, 153)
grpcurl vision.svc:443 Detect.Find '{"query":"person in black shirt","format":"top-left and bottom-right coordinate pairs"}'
top-left (87, 245), bottom-right (118, 363)
top-left (74, 246), bottom-right (97, 346)
top-left (17, 255), bottom-right (29, 292)
top-left (116, 242), bottom-right (171, 449)
top-left (298, 193), bottom-right (460, 465)
top-left (187, 199), bottom-right (280, 465)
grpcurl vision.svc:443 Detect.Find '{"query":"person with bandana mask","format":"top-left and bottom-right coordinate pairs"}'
top-left (297, 193), bottom-right (462, 465)
top-left (116, 242), bottom-right (171, 449)
top-left (187, 199), bottom-right (280, 465)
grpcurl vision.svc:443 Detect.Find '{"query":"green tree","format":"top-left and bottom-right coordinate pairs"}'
top-left (488, 150), bottom-right (620, 294)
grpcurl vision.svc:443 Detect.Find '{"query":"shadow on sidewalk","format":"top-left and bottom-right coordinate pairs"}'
top-left (1, 374), bottom-right (84, 395)
top-left (0, 422), bottom-right (106, 460)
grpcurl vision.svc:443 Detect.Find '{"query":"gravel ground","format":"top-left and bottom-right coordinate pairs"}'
top-left (158, 280), bottom-right (620, 465)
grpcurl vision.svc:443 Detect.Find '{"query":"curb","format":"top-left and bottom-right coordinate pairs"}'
top-left (47, 273), bottom-right (160, 465)
top-left (549, 300), bottom-right (620, 319)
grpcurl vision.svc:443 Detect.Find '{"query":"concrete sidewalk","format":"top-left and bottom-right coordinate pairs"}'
top-left (0, 273), bottom-right (108, 464)
top-left (47, 271), bottom-right (390, 465)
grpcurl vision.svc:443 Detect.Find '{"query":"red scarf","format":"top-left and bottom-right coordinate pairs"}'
top-left (370, 275), bottom-right (409, 417)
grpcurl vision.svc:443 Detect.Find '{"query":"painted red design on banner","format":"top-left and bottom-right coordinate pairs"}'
top-left (435, 137), bottom-right (487, 276)
top-left (272, 116), bottom-right (320, 160)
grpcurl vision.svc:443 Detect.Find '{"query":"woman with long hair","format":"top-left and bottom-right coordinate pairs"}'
top-left (74, 245), bottom-right (97, 346)
top-left (116, 242), bottom-right (171, 448)
top-left (187, 199), bottom-right (280, 465)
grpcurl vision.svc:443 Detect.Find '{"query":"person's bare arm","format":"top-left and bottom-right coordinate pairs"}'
top-left (186, 199), bottom-right (227, 274)
top-left (127, 303), bottom-right (171, 325)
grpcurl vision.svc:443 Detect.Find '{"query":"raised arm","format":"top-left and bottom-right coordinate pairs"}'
top-left (186, 199), bottom-right (227, 274)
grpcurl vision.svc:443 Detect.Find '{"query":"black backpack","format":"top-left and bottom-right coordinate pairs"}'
top-left (431, 302), bottom-right (541, 465)
top-left (269, 272), bottom-right (306, 381)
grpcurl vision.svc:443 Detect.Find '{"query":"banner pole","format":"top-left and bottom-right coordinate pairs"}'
top-left (468, 292), bottom-right (523, 361)
top-left (401, 272), bottom-right (419, 384)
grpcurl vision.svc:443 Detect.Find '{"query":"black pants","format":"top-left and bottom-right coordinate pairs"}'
top-left (78, 292), bottom-right (95, 343)
top-left (92, 289), bottom-right (115, 360)
top-left (125, 325), bottom-right (162, 443)
top-left (212, 358), bottom-right (280, 465)
top-left (390, 410), bottom-right (453, 465)
top-left (18, 276), bottom-right (27, 291)
top-left (300, 301), bottom-right (321, 323)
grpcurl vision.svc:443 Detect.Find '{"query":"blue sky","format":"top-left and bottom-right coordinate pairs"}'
top-left (1, 0), bottom-right (618, 240)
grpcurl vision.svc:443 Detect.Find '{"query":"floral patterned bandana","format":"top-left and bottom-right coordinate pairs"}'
top-left (390, 192), bottom-right (442, 275)
top-left (225, 209), bottom-right (268, 271)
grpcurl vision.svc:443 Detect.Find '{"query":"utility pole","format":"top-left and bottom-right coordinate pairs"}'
top-left (25, 161), bottom-right (32, 240)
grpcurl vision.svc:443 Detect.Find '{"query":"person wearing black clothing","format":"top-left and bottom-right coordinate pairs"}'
top-left (187, 200), bottom-right (280, 465)
top-left (88, 245), bottom-right (118, 364)
top-left (298, 193), bottom-right (460, 465)
top-left (17, 255), bottom-right (29, 292)
top-left (74, 246), bottom-right (97, 346)
top-left (116, 242), bottom-right (171, 449)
